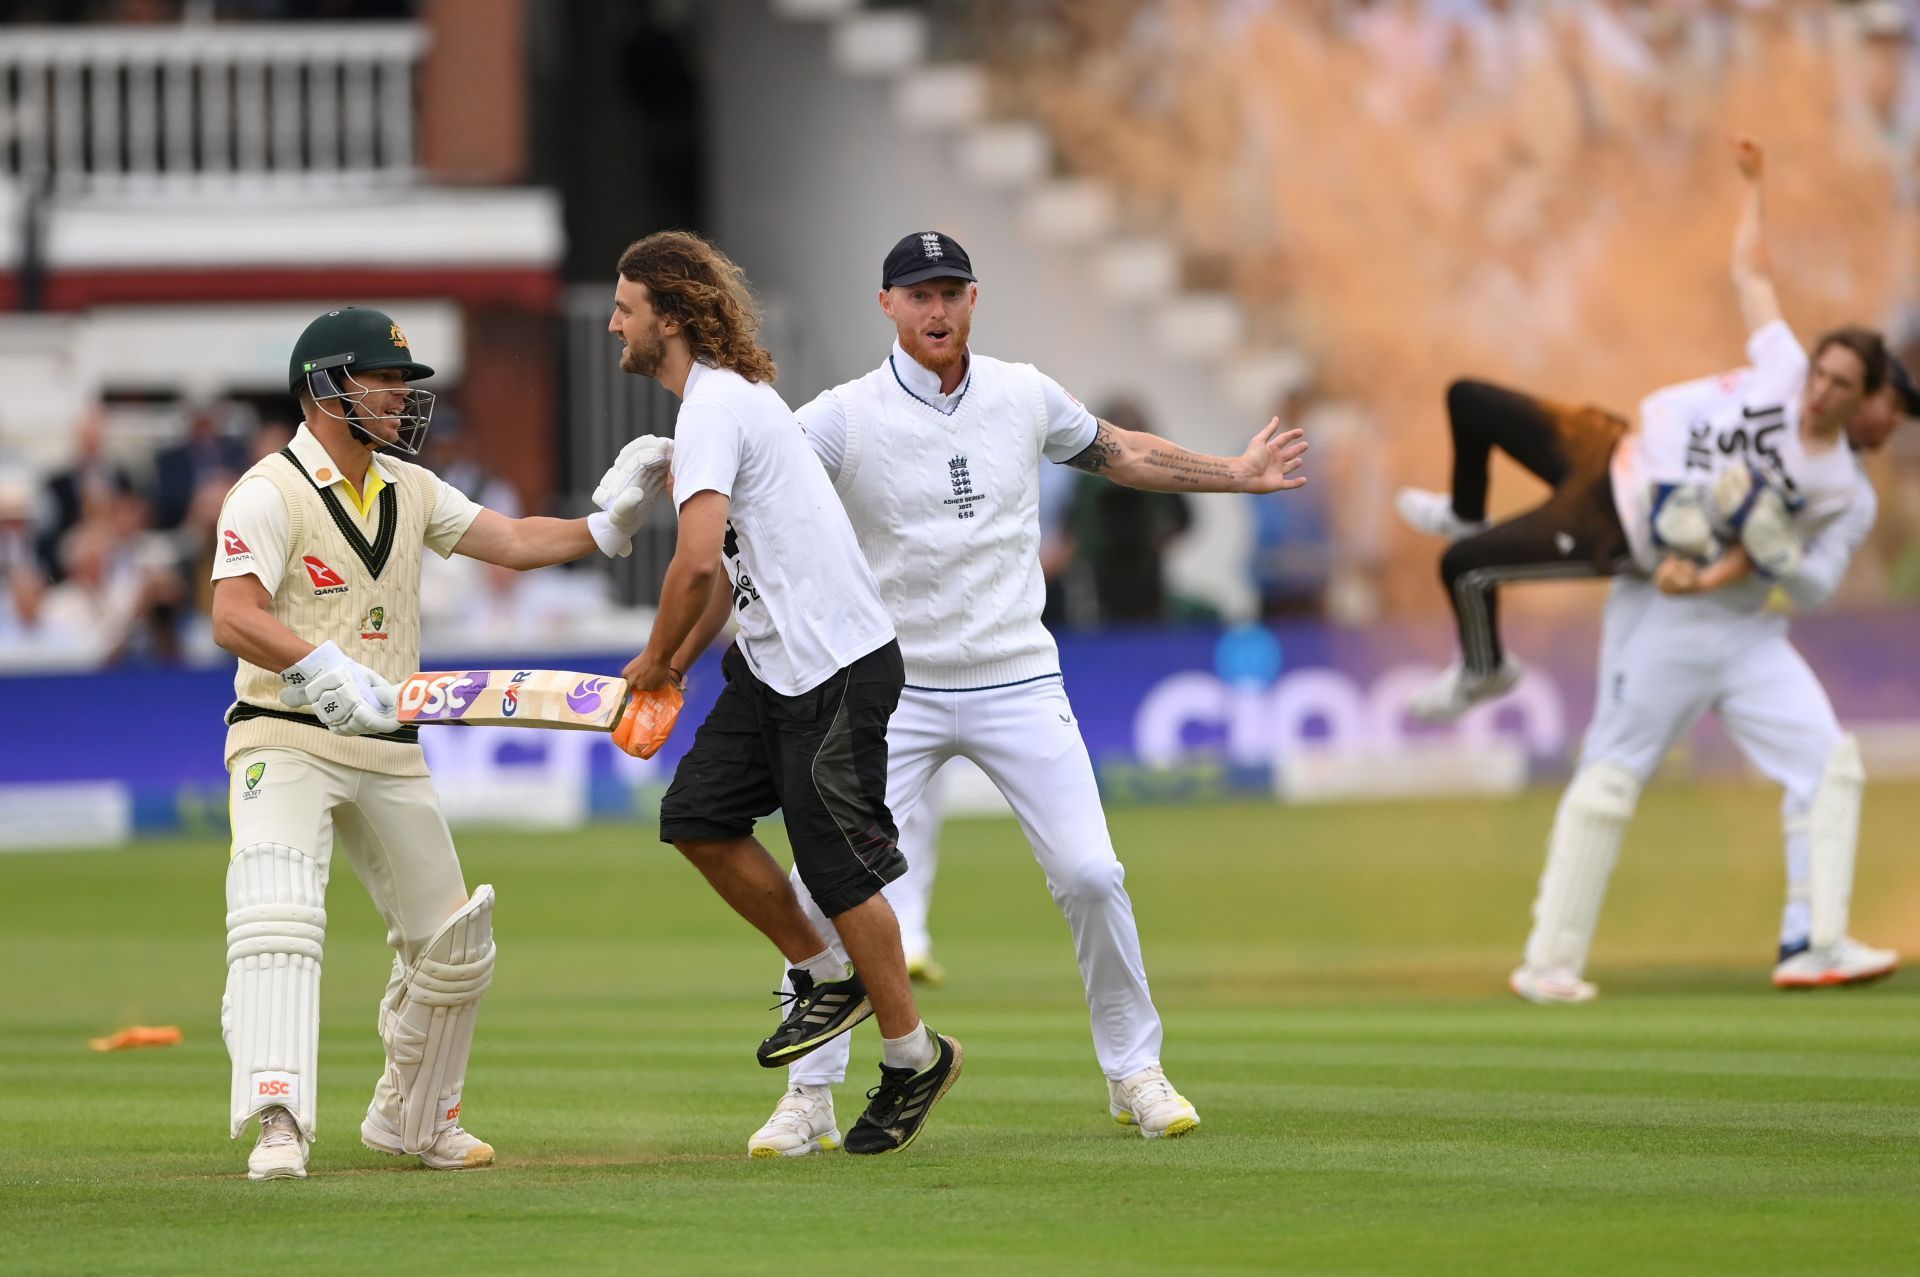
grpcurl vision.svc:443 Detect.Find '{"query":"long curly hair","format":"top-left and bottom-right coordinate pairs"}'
top-left (617, 231), bottom-right (778, 385)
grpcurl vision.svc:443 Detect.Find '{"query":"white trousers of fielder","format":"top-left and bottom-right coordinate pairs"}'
top-left (1533, 578), bottom-right (1846, 966)
top-left (785, 676), bottom-right (1166, 1084)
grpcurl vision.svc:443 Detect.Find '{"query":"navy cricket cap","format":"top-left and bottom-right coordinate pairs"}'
top-left (882, 231), bottom-right (976, 289)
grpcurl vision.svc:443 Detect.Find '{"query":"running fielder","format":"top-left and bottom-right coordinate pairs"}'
top-left (212, 306), bottom-right (658, 1179)
top-left (738, 231), bottom-right (1309, 1156)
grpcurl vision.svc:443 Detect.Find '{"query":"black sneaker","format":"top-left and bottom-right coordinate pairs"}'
top-left (844, 1032), bottom-right (964, 1155)
top-left (756, 968), bottom-right (873, 1068)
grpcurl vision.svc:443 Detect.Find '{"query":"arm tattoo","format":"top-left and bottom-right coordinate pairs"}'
top-left (1066, 421), bottom-right (1122, 474)
top-left (1142, 448), bottom-right (1233, 487)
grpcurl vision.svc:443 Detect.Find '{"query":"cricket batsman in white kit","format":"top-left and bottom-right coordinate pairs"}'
top-left (740, 232), bottom-right (1310, 1155)
top-left (211, 306), bottom-right (655, 1179)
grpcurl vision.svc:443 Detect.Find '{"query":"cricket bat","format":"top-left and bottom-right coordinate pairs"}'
top-left (396, 669), bottom-right (628, 730)
top-left (395, 668), bottom-right (684, 759)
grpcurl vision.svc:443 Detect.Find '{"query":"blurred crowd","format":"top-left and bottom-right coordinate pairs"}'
top-left (0, 390), bottom-right (1343, 669)
top-left (0, 404), bottom-right (622, 669)
top-left (0, 0), bottom-right (415, 23)
top-left (6, 0), bottom-right (1920, 670)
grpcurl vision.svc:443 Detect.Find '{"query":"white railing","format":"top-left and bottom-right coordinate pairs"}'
top-left (0, 22), bottom-right (429, 196)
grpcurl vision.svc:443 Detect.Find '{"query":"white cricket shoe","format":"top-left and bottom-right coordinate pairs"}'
top-left (1773, 938), bottom-right (1898, 990)
top-left (748, 1085), bottom-right (841, 1158)
top-left (1396, 487), bottom-right (1490, 541)
top-left (1408, 658), bottom-right (1524, 724)
top-left (247, 1105), bottom-right (309, 1181)
top-left (1510, 964), bottom-right (1598, 1005)
top-left (361, 1107), bottom-right (495, 1170)
top-left (1108, 1066), bottom-right (1201, 1140)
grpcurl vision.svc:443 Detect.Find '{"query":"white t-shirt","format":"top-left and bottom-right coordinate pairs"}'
top-left (1610, 320), bottom-right (1841, 570)
top-left (671, 360), bottom-right (895, 696)
top-left (800, 343), bottom-right (1098, 482)
top-left (210, 424), bottom-right (481, 593)
top-left (794, 344), bottom-right (1097, 689)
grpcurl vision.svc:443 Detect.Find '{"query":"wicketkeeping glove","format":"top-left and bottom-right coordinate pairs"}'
top-left (281, 640), bottom-right (402, 737)
top-left (1649, 483), bottom-right (1719, 561)
top-left (1712, 461), bottom-right (1805, 579)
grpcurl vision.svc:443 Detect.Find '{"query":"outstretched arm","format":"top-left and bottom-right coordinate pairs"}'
top-left (452, 508), bottom-right (600, 569)
top-left (1729, 135), bottom-right (1785, 334)
top-left (1065, 417), bottom-right (1308, 494)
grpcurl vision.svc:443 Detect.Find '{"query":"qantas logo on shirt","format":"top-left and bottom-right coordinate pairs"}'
top-left (303, 556), bottom-right (351, 596)
top-left (222, 530), bottom-right (252, 558)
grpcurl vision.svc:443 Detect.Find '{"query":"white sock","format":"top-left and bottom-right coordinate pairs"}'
top-left (790, 1083), bottom-right (832, 1105)
top-left (797, 949), bottom-right (844, 986)
top-left (881, 1022), bottom-right (937, 1073)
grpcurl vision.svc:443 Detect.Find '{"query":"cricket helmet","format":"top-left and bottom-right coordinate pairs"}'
top-left (289, 306), bottom-right (437, 455)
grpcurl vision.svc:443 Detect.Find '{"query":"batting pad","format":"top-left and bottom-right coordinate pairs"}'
top-left (380, 885), bottom-right (496, 1154)
top-left (224, 842), bottom-right (327, 1139)
top-left (1524, 763), bottom-right (1640, 974)
top-left (1809, 735), bottom-right (1865, 951)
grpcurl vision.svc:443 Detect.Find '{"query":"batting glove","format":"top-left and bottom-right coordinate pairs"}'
top-left (281, 640), bottom-right (402, 736)
top-left (585, 436), bottom-right (674, 558)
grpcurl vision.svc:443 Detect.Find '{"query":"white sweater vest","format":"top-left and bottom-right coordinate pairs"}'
top-left (222, 449), bottom-right (438, 775)
top-left (831, 355), bottom-right (1057, 689)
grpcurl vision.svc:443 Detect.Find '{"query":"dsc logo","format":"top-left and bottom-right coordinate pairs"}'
top-left (257, 1079), bottom-right (292, 1097)
top-left (398, 672), bottom-right (487, 721)
top-left (444, 1102), bottom-right (461, 1122)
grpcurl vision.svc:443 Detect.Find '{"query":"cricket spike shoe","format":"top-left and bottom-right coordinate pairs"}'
top-left (844, 1032), bottom-right (964, 1155)
top-left (1772, 937), bottom-right (1898, 989)
top-left (361, 1107), bottom-right (495, 1170)
top-left (1108, 1066), bottom-right (1201, 1139)
top-left (1509, 964), bottom-right (1598, 1005)
top-left (757, 967), bottom-right (873, 1068)
top-left (1395, 487), bottom-right (1491, 541)
top-left (247, 1105), bottom-right (309, 1180)
top-left (1408, 658), bottom-right (1524, 724)
top-left (748, 1085), bottom-right (841, 1158)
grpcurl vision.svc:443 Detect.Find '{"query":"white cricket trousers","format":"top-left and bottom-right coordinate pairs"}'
top-left (225, 747), bottom-right (471, 1129)
top-left (786, 677), bottom-right (1167, 1084)
top-left (1579, 578), bottom-right (1843, 942)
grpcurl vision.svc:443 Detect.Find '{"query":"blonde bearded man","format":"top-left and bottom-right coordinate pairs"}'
top-left (211, 306), bottom-right (659, 1179)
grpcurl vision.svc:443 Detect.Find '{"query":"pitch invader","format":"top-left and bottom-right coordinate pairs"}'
top-left (739, 231), bottom-right (1310, 1156)
top-left (212, 307), bottom-right (654, 1179)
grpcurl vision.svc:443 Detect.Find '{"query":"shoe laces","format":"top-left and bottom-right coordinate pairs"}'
top-left (864, 1065), bottom-right (913, 1113)
top-left (1124, 1067), bottom-right (1178, 1110)
top-left (769, 970), bottom-right (816, 1015)
top-left (257, 1107), bottom-right (301, 1147)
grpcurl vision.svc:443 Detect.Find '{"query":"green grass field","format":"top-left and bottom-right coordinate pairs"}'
top-left (2, 784), bottom-right (1917, 1276)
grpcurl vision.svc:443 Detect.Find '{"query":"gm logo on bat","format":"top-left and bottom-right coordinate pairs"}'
top-left (398, 671), bottom-right (490, 721)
